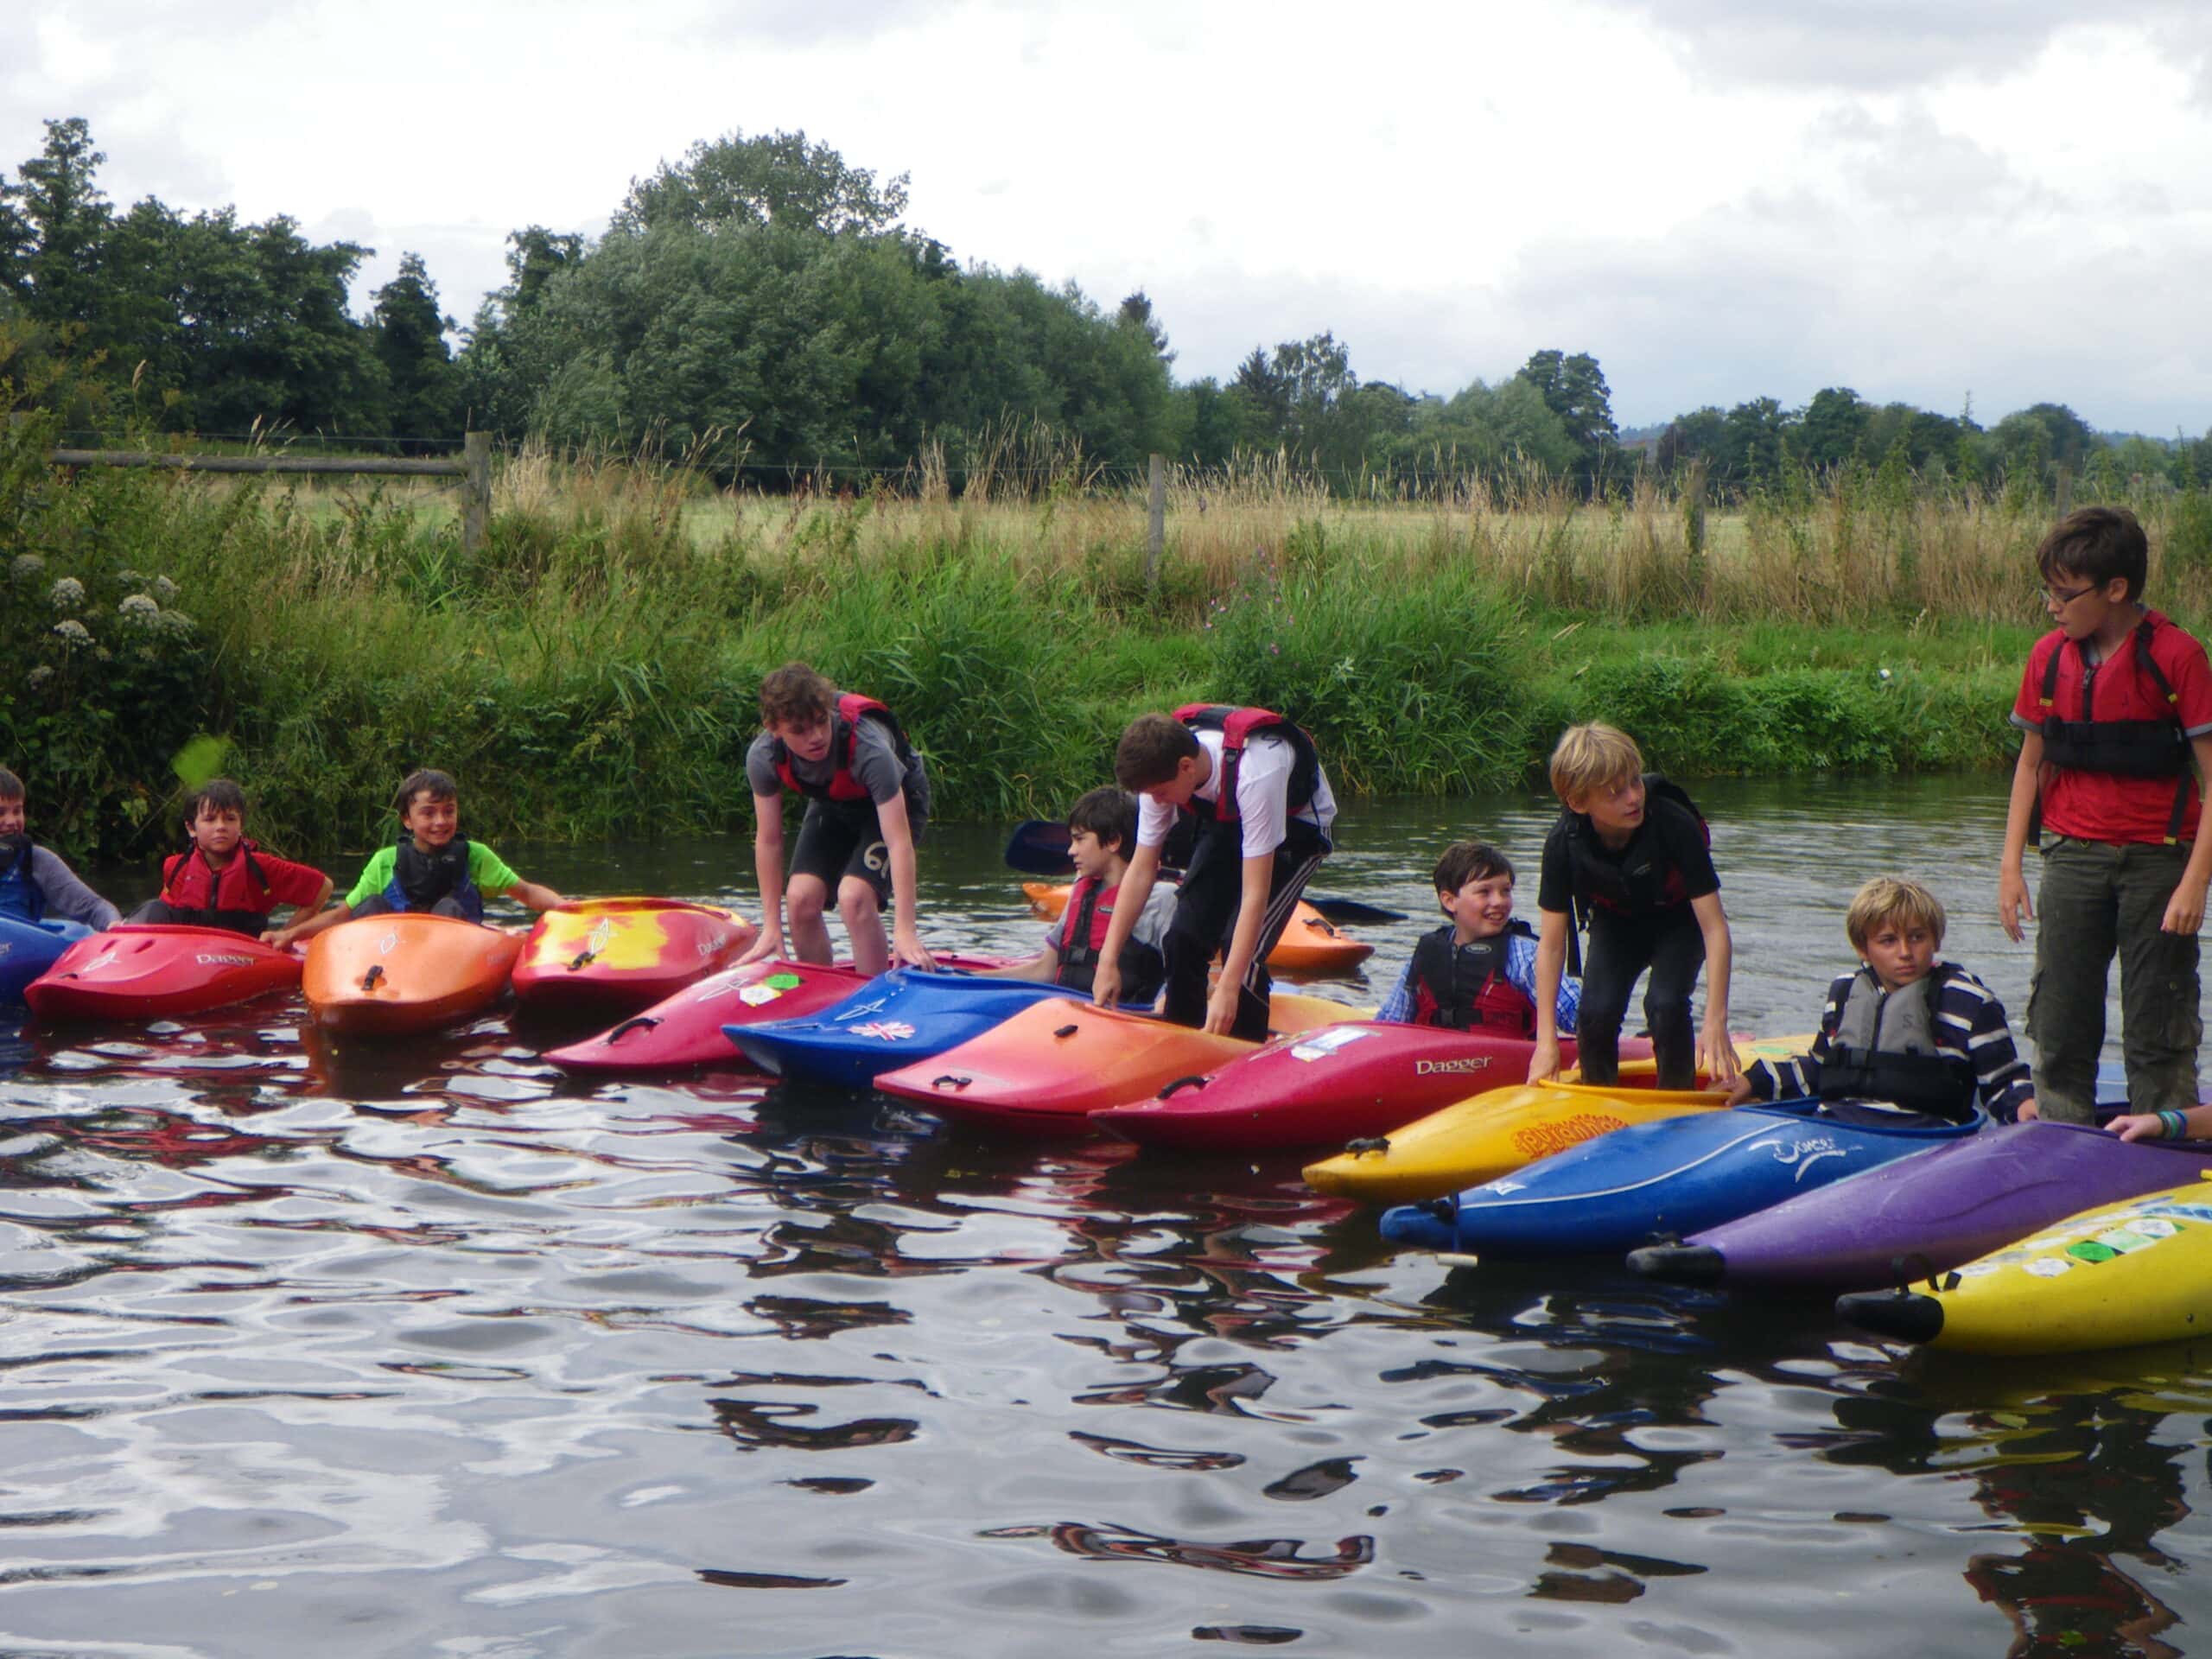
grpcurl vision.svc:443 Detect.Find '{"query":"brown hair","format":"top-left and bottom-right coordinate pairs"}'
top-left (1066, 786), bottom-right (1137, 852)
top-left (393, 768), bottom-right (459, 815)
top-left (1548, 723), bottom-right (1643, 804)
top-left (760, 662), bottom-right (837, 728)
top-left (1114, 713), bottom-right (1201, 791)
top-left (2035, 506), bottom-right (2149, 601)
top-left (0, 766), bottom-right (21, 804)
top-left (1846, 876), bottom-right (1946, 953)
top-left (1433, 841), bottom-right (1514, 911)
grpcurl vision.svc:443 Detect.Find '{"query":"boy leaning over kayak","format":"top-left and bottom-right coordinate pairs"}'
top-left (1376, 840), bottom-right (1580, 1036)
top-left (127, 778), bottom-right (332, 944)
top-left (1098, 704), bottom-right (1338, 1039)
top-left (1729, 877), bottom-right (2034, 1122)
top-left (283, 768), bottom-right (563, 944)
top-left (980, 787), bottom-right (1173, 1005)
top-left (0, 766), bottom-right (119, 930)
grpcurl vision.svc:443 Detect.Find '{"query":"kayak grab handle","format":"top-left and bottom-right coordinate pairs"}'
top-left (931, 1074), bottom-right (972, 1090)
top-left (1052, 1024), bottom-right (1078, 1039)
top-left (362, 964), bottom-right (385, 991)
top-left (606, 1015), bottom-right (661, 1041)
top-left (1157, 1075), bottom-right (1209, 1098)
top-left (1344, 1135), bottom-right (1389, 1155)
top-left (567, 949), bottom-right (598, 972)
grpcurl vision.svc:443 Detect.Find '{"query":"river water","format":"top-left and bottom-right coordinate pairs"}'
top-left (2, 776), bottom-right (2206, 1656)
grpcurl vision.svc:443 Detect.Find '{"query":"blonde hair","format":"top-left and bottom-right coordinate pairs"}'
top-left (1846, 877), bottom-right (1946, 953)
top-left (1548, 723), bottom-right (1643, 804)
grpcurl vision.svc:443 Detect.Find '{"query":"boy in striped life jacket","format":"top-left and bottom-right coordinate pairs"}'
top-left (980, 788), bottom-right (1173, 1005)
top-left (1375, 840), bottom-right (1580, 1037)
top-left (0, 766), bottom-right (118, 931)
top-left (126, 778), bottom-right (333, 944)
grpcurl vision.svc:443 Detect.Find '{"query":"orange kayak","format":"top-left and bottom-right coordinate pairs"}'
top-left (303, 913), bottom-right (524, 1035)
top-left (512, 898), bottom-right (756, 1014)
top-left (1020, 881), bottom-right (1373, 974)
top-left (873, 990), bottom-right (1365, 1136)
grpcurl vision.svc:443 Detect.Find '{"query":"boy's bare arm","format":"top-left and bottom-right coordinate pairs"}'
top-left (1527, 907), bottom-right (1569, 1082)
top-left (1998, 733), bottom-right (2044, 941)
top-left (1691, 891), bottom-right (1737, 1084)
top-left (1091, 842), bottom-right (1161, 1007)
top-left (874, 791), bottom-right (932, 968)
top-left (735, 793), bottom-right (788, 963)
top-left (2162, 734), bottom-right (2212, 935)
top-left (261, 874), bottom-right (335, 945)
top-left (506, 880), bottom-right (563, 912)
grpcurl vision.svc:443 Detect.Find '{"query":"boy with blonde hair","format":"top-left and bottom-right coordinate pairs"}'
top-left (1529, 723), bottom-right (1734, 1089)
top-left (1731, 877), bottom-right (2035, 1121)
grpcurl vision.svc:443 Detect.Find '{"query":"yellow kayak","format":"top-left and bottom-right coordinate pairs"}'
top-left (1838, 1175), bottom-right (2212, 1356)
top-left (1300, 1033), bottom-right (1815, 1205)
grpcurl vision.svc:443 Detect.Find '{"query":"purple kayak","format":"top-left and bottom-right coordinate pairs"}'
top-left (1627, 1121), bottom-right (2212, 1291)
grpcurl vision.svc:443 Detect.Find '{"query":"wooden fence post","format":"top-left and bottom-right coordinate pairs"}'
top-left (463, 431), bottom-right (492, 554)
top-left (1146, 453), bottom-right (1166, 589)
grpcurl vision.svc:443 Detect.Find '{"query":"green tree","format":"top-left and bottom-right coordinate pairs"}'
top-left (612, 129), bottom-right (910, 237)
top-left (3, 118), bottom-right (111, 327)
top-left (372, 252), bottom-right (460, 443)
top-left (1796, 386), bottom-right (1870, 469)
top-left (1515, 348), bottom-right (1618, 488)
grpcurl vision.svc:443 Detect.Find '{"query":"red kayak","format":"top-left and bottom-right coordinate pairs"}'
top-left (512, 898), bottom-right (757, 1014)
top-left (543, 952), bottom-right (1014, 1074)
top-left (25, 925), bottom-right (303, 1020)
top-left (1090, 1021), bottom-right (1650, 1154)
top-left (303, 913), bottom-right (524, 1036)
top-left (873, 991), bottom-right (1360, 1137)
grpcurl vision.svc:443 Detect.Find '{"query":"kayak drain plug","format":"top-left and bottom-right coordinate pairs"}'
top-left (568, 949), bottom-right (598, 972)
top-left (1344, 1136), bottom-right (1389, 1155)
top-left (361, 964), bottom-right (385, 991)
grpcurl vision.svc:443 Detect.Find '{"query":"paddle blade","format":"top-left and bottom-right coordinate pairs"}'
top-left (1003, 819), bottom-right (1076, 876)
top-left (1305, 896), bottom-right (1406, 925)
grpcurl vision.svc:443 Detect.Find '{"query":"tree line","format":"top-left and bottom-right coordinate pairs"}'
top-left (5, 116), bottom-right (2209, 497)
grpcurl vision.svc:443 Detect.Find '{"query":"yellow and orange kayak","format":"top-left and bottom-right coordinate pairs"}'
top-left (1021, 881), bottom-right (1373, 974)
top-left (512, 898), bottom-right (755, 1014)
top-left (304, 913), bottom-right (524, 1036)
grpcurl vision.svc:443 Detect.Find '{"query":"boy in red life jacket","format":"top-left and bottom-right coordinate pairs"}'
top-left (1375, 841), bottom-right (1581, 1036)
top-left (0, 766), bottom-right (119, 930)
top-left (1999, 506), bottom-right (2212, 1125)
top-left (1096, 706), bottom-right (1337, 1039)
top-left (734, 663), bottom-right (933, 976)
top-left (980, 788), bottom-right (1173, 1004)
top-left (282, 769), bottom-right (563, 943)
top-left (125, 779), bottom-right (333, 944)
top-left (1529, 723), bottom-right (1737, 1090)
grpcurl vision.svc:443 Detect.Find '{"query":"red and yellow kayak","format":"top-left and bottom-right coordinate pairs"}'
top-left (26, 925), bottom-right (303, 1020)
top-left (874, 991), bottom-right (1367, 1136)
top-left (512, 898), bottom-right (755, 1014)
top-left (1021, 881), bottom-right (1372, 974)
top-left (304, 914), bottom-right (524, 1035)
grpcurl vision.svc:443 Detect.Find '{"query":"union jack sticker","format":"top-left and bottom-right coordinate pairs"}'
top-left (849, 1020), bottom-right (917, 1042)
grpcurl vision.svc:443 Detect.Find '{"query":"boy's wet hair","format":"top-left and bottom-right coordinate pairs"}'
top-left (1548, 722), bottom-right (1643, 804)
top-left (188, 778), bottom-right (248, 823)
top-left (393, 768), bottom-right (460, 816)
top-left (760, 663), bottom-right (837, 729)
top-left (1846, 876), bottom-right (1946, 953)
top-left (1433, 841), bottom-right (1514, 906)
top-left (1066, 786), bottom-right (1137, 852)
top-left (0, 766), bottom-right (21, 804)
top-left (2036, 506), bottom-right (2149, 602)
top-left (1114, 714), bottom-right (1201, 791)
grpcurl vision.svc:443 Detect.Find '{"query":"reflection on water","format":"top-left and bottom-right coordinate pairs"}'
top-left (0, 779), bottom-right (2205, 1655)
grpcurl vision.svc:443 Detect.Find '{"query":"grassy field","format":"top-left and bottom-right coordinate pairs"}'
top-left (14, 427), bottom-right (2181, 858)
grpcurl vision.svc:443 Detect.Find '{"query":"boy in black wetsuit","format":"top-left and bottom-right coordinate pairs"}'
top-left (1527, 723), bottom-right (1737, 1090)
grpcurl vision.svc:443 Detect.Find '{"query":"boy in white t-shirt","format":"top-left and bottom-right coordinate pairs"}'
top-left (1092, 704), bottom-right (1338, 1039)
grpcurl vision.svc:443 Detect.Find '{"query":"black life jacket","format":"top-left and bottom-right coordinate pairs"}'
top-left (1818, 965), bottom-right (1979, 1121)
top-left (0, 834), bottom-right (41, 923)
top-left (772, 693), bottom-right (916, 805)
top-left (388, 834), bottom-right (483, 923)
top-left (1408, 919), bottom-right (1537, 1036)
top-left (1054, 874), bottom-right (1166, 1004)
top-left (1170, 703), bottom-right (1321, 827)
top-left (160, 841), bottom-right (279, 936)
top-left (2037, 615), bottom-right (2195, 842)
top-left (1560, 774), bottom-right (1708, 918)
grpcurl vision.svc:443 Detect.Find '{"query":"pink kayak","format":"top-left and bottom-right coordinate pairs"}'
top-left (26, 925), bottom-right (303, 1020)
top-left (512, 898), bottom-right (757, 1014)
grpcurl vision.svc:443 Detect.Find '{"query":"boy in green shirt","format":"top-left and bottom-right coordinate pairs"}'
top-left (285, 768), bottom-right (562, 943)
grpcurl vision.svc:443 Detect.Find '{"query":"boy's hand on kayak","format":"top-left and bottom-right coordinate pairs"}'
top-left (2112, 1113), bottom-right (2159, 1141)
top-left (2015, 1097), bottom-right (2039, 1122)
top-left (1525, 1036), bottom-right (1561, 1084)
top-left (1202, 978), bottom-right (1241, 1036)
top-left (734, 931), bottom-right (779, 968)
top-left (1723, 1075), bottom-right (1756, 1107)
top-left (1090, 963), bottom-right (1122, 1007)
top-left (1998, 868), bottom-right (2032, 942)
top-left (1699, 1022), bottom-right (1740, 1085)
top-left (893, 931), bottom-right (935, 971)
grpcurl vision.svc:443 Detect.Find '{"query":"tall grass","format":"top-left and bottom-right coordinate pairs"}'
top-left (4, 426), bottom-right (2130, 856)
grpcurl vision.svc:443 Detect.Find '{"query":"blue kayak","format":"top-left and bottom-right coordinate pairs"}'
top-left (725, 969), bottom-right (1094, 1090)
top-left (0, 914), bottom-right (96, 1005)
top-left (1381, 1098), bottom-right (1986, 1256)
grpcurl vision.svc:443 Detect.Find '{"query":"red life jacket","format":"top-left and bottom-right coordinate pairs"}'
top-left (772, 693), bottom-right (915, 804)
top-left (161, 842), bottom-right (279, 935)
top-left (1054, 874), bottom-right (1166, 1003)
top-left (1408, 920), bottom-right (1537, 1036)
top-left (2035, 614), bottom-right (2196, 841)
top-left (1171, 703), bottom-right (1320, 825)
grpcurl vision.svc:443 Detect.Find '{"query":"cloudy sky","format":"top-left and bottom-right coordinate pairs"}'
top-left (7, 0), bottom-right (2212, 433)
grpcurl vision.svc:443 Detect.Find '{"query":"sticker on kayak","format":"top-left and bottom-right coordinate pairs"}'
top-left (194, 953), bottom-right (256, 967)
top-left (738, 984), bottom-right (783, 1007)
top-left (849, 1020), bottom-right (916, 1042)
top-left (2022, 1257), bottom-right (2072, 1278)
top-left (2133, 1202), bottom-right (2212, 1225)
top-left (2133, 1217), bottom-right (2181, 1240)
top-left (1750, 1134), bottom-right (1847, 1182)
top-left (1289, 1027), bottom-right (1373, 1063)
top-left (1415, 1056), bottom-right (1493, 1077)
top-left (2067, 1240), bottom-right (2120, 1264)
